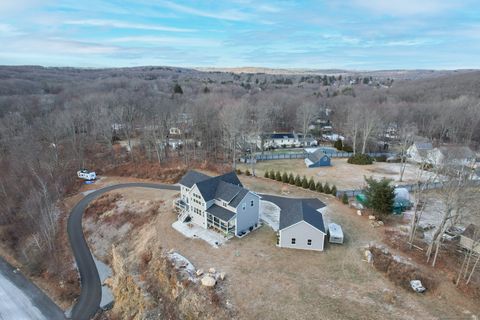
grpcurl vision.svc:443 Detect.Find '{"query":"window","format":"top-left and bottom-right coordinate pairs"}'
top-left (242, 203), bottom-right (246, 210)
top-left (307, 239), bottom-right (312, 246)
top-left (250, 200), bottom-right (254, 207)
top-left (291, 238), bottom-right (296, 244)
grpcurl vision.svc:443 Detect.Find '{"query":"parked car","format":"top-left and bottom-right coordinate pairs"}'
top-left (410, 280), bottom-right (426, 293)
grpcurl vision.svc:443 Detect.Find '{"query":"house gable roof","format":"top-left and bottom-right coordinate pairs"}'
top-left (278, 198), bottom-right (326, 232)
top-left (270, 133), bottom-right (295, 139)
top-left (194, 171), bottom-right (244, 202)
top-left (229, 188), bottom-right (250, 207)
top-left (178, 170), bottom-right (211, 188)
top-left (307, 149), bottom-right (329, 163)
top-left (414, 142), bottom-right (433, 150)
top-left (437, 146), bottom-right (476, 160)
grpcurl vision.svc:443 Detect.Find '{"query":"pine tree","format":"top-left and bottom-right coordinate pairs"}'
top-left (288, 173), bottom-right (295, 185)
top-left (324, 182), bottom-right (331, 194)
top-left (309, 178), bottom-right (316, 191)
top-left (270, 169), bottom-right (276, 180)
top-left (173, 83), bottom-right (183, 94)
top-left (334, 138), bottom-right (343, 150)
top-left (331, 185), bottom-right (337, 196)
top-left (364, 176), bottom-right (395, 216)
top-left (301, 176), bottom-right (309, 189)
top-left (264, 170), bottom-right (269, 178)
top-left (342, 193), bottom-right (349, 204)
top-left (275, 171), bottom-right (282, 181)
top-left (282, 172), bottom-right (288, 183)
top-left (316, 181), bottom-right (323, 193)
top-left (295, 174), bottom-right (302, 187)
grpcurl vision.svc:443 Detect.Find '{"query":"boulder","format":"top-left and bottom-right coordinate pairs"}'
top-left (357, 210), bottom-right (362, 216)
top-left (208, 267), bottom-right (216, 274)
top-left (201, 275), bottom-right (216, 287)
top-left (219, 272), bottom-right (226, 281)
top-left (377, 221), bottom-right (384, 226)
top-left (368, 215), bottom-right (376, 220)
top-left (364, 250), bottom-right (373, 263)
top-left (196, 269), bottom-right (204, 276)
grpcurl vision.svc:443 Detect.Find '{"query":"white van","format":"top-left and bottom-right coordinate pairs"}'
top-left (77, 169), bottom-right (96, 180)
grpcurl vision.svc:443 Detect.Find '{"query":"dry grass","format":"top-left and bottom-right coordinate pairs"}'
top-left (238, 158), bottom-right (436, 190)
top-left (84, 176), bottom-right (480, 320)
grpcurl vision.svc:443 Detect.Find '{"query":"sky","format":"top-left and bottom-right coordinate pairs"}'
top-left (1, 0), bottom-right (479, 69)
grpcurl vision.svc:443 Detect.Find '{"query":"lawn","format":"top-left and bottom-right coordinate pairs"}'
top-left (238, 158), bottom-right (437, 190)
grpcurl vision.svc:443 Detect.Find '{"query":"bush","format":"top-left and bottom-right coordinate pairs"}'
top-left (342, 193), bottom-right (349, 204)
top-left (347, 153), bottom-right (373, 165)
top-left (288, 173), bottom-right (295, 185)
top-left (282, 172), bottom-right (288, 183)
top-left (324, 182), bottom-right (331, 194)
top-left (236, 168), bottom-right (243, 175)
top-left (334, 138), bottom-right (343, 150)
top-left (308, 177), bottom-right (316, 190)
top-left (375, 155), bottom-right (387, 162)
top-left (301, 176), bottom-right (309, 189)
top-left (173, 83), bottom-right (183, 94)
top-left (316, 181), bottom-right (323, 193)
top-left (295, 174), bottom-right (302, 186)
top-left (275, 171), bottom-right (282, 181)
top-left (331, 185), bottom-right (337, 196)
top-left (264, 170), bottom-right (269, 178)
top-left (245, 169), bottom-right (251, 176)
top-left (269, 169), bottom-right (276, 180)
top-left (342, 145), bottom-right (353, 152)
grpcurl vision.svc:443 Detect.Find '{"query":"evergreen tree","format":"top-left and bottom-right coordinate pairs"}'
top-left (282, 172), bottom-right (288, 183)
top-left (295, 174), bottom-right (302, 187)
top-left (245, 169), bottom-right (251, 176)
top-left (342, 193), bottom-right (349, 204)
top-left (331, 185), bottom-right (337, 196)
top-left (270, 169), bottom-right (276, 180)
top-left (173, 83), bottom-right (183, 94)
top-left (316, 181), bottom-right (323, 193)
top-left (364, 176), bottom-right (395, 216)
top-left (301, 176), bottom-right (309, 189)
top-left (334, 138), bottom-right (343, 150)
top-left (264, 170), bottom-right (269, 178)
top-left (324, 182), bottom-right (331, 194)
top-left (309, 177), bottom-right (316, 191)
top-left (275, 171), bottom-right (282, 181)
top-left (288, 173), bottom-right (295, 185)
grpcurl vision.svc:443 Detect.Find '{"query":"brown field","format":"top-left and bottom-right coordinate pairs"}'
top-left (238, 158), bottom-right (437, 190)
top-left (83, 175), bottom-right (479, 320)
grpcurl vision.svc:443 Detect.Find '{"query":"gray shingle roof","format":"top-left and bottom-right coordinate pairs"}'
top-left (206, 204), bottom-right (236, 221)
top-left (229, 189), bottom-right (250, 207)
top-left (307, 149), bottom-right (328, 163)
top-left (215, 181), bottom-right (243, 203)
top-left (178, 170), bottom-right (210, 188)
top-left (195, 171), bottom-right (243, 202)
top-left (260, 194), bottom-right (326, 232)
top-left (414, 142), bottom-right (433, 150)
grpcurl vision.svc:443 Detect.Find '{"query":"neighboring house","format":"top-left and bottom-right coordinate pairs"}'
top-left (428, 146), bottom-right (476, 168)
top-left (278, 199), bottom-right (327, 251)
top-left (406, 142), bottom-right (433, 163)
top-left (176, 171), bottom-right (260, 238)
top-left (296, 133), bottom-right (318, 147)
top-left (304, 149), bottom-right (331, 168)
top-left (460, 224), bottom-right (480, 254)
top-left (264, 133), bottom-right (296, 148)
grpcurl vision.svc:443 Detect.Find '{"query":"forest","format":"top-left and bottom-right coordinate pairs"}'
top-left (0, 65), bottom-right (479, 279)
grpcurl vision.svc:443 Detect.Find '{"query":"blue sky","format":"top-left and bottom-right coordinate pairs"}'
top-left (1, 0), bottom-right (479, 69)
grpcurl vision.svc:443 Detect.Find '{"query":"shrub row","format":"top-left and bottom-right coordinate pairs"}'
top-left (347, 153), bottom-right (373, 165)
top-left (264, 170), bottom-right (337, 196)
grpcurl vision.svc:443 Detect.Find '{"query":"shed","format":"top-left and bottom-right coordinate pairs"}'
top-left (305, 149), bottom-right (331, 168)
top-left (460, 224), bottom-right (480, 254)
top-left (328, 223), bottom-right (344, 244)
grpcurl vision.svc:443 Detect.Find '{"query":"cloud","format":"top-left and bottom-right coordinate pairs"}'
top-left (351, 0), bottom-right (462, 16)
top-left (64, 19), bottom-right (195, 32)
top-left (157, 1), bottom-right (252, 21)
top-left (0, 24), bottom-right (24, 36)
top-left (107, 36), bottom-right (221, 47)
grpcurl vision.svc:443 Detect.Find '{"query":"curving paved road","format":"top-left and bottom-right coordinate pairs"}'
top-left (67, 183), bottom-right (179, 320)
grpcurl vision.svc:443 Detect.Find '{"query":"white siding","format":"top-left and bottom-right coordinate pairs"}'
top-left (188, 185), bottom-right (207, 228)
top-left (279, 221), bottom-right (325, 251)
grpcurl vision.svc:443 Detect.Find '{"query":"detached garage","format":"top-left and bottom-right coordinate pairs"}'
top-left (305, 149), bottom-right (331, 168)
top-left (278, 199), bottom-right (327, 251)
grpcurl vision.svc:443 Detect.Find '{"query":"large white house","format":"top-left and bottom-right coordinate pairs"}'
top-left (406, 141), bottom-right (433, 163)
top-left (176, 171), bottom-right (260, 237)
top-left (407, 142), bottom-right (476, 168)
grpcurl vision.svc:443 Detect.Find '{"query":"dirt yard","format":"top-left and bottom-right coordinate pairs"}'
top-left (82, 174), bottom-right (479, 320)
top-left (239, 158), bottom-right (437, 190)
